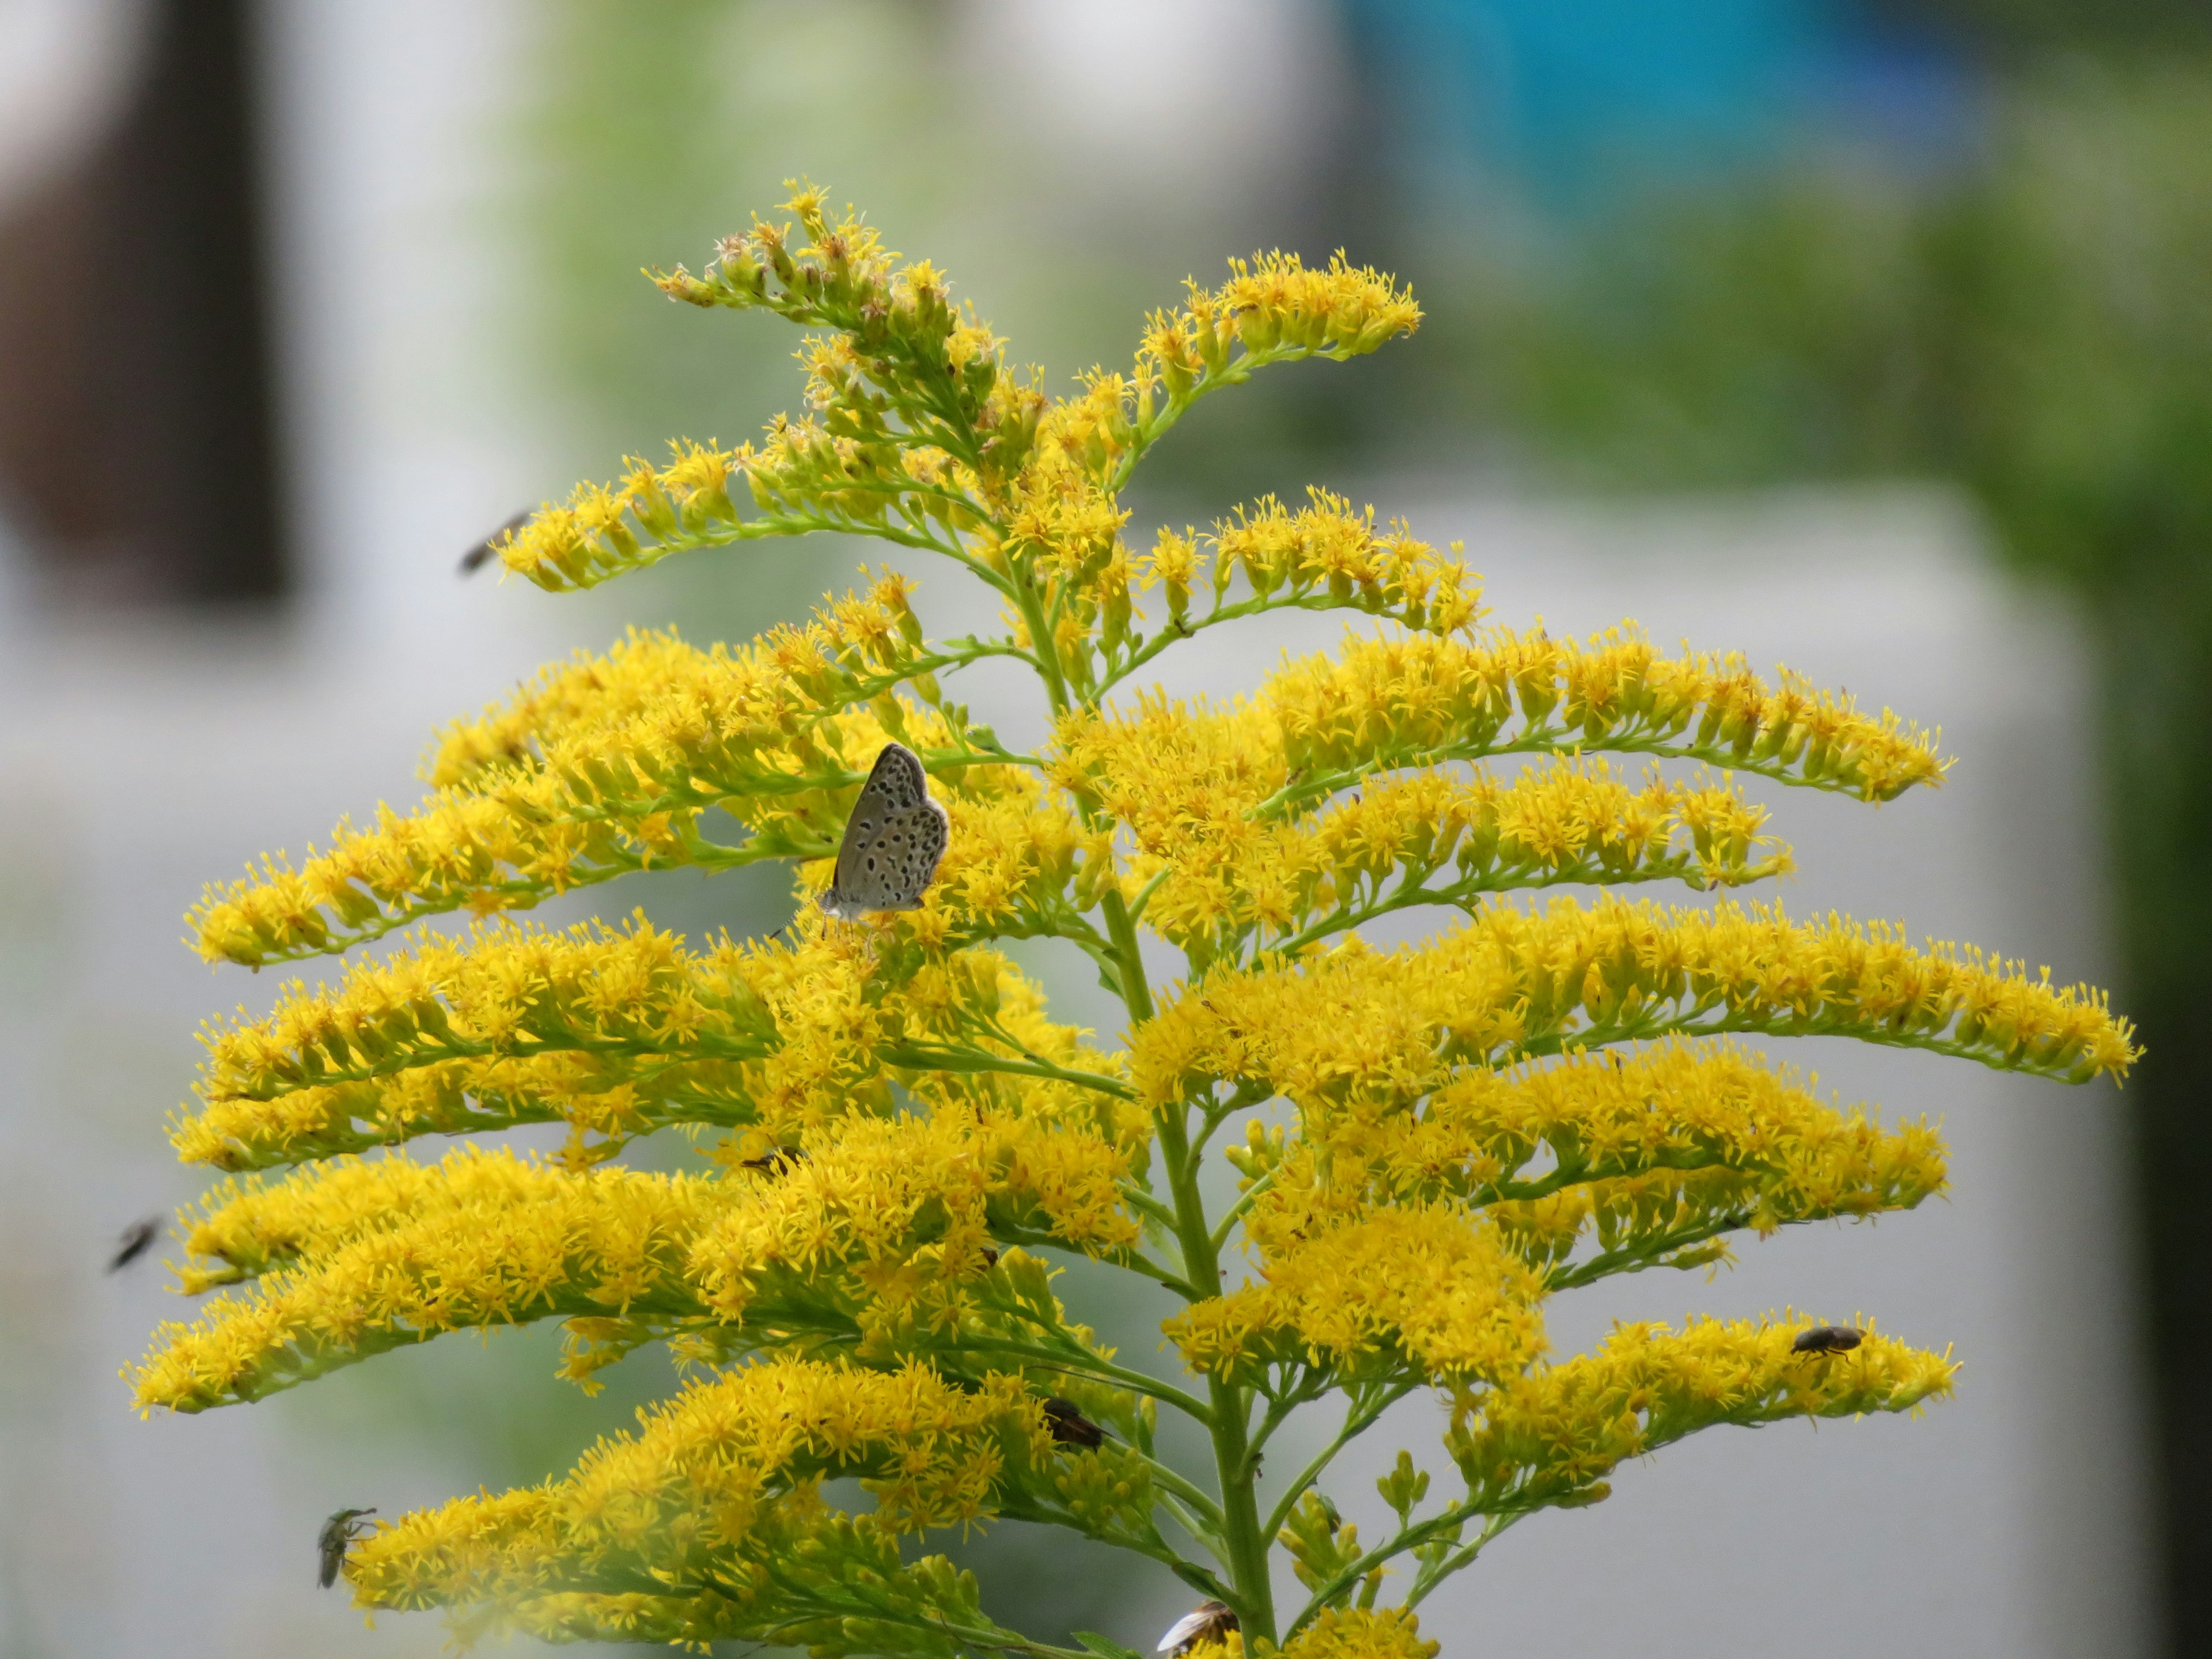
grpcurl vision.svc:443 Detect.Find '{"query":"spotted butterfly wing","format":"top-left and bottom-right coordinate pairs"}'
top-left (820, 741), bottom-right (950, 920)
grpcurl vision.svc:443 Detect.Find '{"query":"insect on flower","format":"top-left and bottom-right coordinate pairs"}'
top-left (739, 1147), bottom-right (806, 1175)
top-left (819, 741), bottom-right (949, 921)
top-left (1041, 1397), bottom-right (1106, 1448)
top-left (457, 507), bottom-right (531, 575)
top-left (1792, 1324), bottom-right (1865, 1355)
top-left (106, 1217), bottom-right (160, 1273)
top-left (1157, 1600), bottom-right (1238, 1655)
top-left (317, 1508), bottom-right (377, 1589)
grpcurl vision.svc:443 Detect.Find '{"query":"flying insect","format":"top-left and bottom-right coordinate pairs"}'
top-left (106, 1217), bottom-right (160, 1274)
top-left (458, 508), bottom-right (531, 575)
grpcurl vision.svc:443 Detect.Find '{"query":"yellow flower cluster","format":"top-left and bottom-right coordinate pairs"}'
top-left (1169, 490), bottom-right (1483, 638)
top-left (685, 1105), bottom-right (1139, 1340)
top-left (132, 188), bottom-right (2137, 1655)
top-left (135, 1148), bottom-right (729, 1411)
top-left (141, 1088), bottom-right (1139, 1412)
top-left (1445, 1315), bottom-right (1956, 1512)
top-left (1139, 252), bottom-right (1421, 412)
top-left (1275, 1608), bottom-right (1440, 1659)
top-left (1132, 895), bottom-right (2136, 1115)
top-left (1174, 1607), bottom-right (1443, 1659)
top-left (427, 573), bottom-right (928, 785)
top-left (1266, 626), bottom-right (1945, 802)
top-left (1167, 1206), bottom-right (1547, 1386)
top-left (191, 579), bottom-right (1027, 968)
top-left (1058, 691), bottom-right (1787, 964)
top-left (1041, 254), bottom-right (1419, 499)
top-left (347, 1358), bottom-right (1047, 1617)
top-left (174, 914), bottom-right (1120, 1172)
top-left (1232, 1041), bottom-right (1944, 1295)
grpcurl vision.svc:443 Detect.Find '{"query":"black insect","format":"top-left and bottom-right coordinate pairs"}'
top-left (1156, 1600), bottom-right (1238, 1656)
top-left (740, 1147), bottom-right (806, 1176)
top-left (457, 507), bottom-right (532, 575)
top-left (1791, 1324), bottom-right (1864, 1356)
top-left (107, 1217), bottom-right (160, 1274)
top-left (1041, 1397), bottom-right (1106, 1449)
top-left (979, 1248), bottom-right (1000, 1269)
top-left (317, 1508), bottom-right (377, 1589)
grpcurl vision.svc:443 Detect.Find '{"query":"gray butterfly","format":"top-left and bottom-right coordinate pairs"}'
top-left (819, 741), bottom-right (950, 921)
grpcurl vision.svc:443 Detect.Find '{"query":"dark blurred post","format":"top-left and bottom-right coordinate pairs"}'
top-left (0, 0), bottom-right (286, 606)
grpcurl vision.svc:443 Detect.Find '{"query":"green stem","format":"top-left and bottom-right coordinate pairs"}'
top-left (1286, 1498), bottom-right (1488, 1639)
top-left (1007, 562), bottom-right (1073, 719)
top-left (967, 1338), bottom-right (1215, 1425)
top-left (1258, 1383), bottom-right (1416, 1543)
top-left (1406, 1513), bottom-right (1525, 1608)
top-left (1016, 512), bottom-right (1283, 1637)
top-left (875, 1042), bottom-right (1134, 1100)
top-left (1100, 887), bottom-right (1156, 1025)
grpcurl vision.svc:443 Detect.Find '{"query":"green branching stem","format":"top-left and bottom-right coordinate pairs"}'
top-left (1259, 853), bottom-right (1783, 960)
top-left (967, 1338), bottom-right (1215, 1426)
top-left (1285, 1496), bottom-right (1498, 1640)
top-left (876, 1043), bottom-right (1135, 1101)
top-left (1107, 341), bottom-right (1362, 496)
top-left (604, 506), bottom-right (1007, 596)
top-left (1097, 589), bottom-right (1446, 699)
top-left (1404, 1513), bottom-right (1527, 1608)
top-left (1209, 1168), bottom-right (1279, 1254)
top-left (1259, 1382), bottom-right (1421, 1546)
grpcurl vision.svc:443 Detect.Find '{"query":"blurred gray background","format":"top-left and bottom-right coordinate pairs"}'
top-left (2, 2), bottom-right (2200, 1655)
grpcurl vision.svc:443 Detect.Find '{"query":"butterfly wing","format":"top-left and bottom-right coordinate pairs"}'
top-left (823, 743), bottom-right (947, 919)
top-left (1155, 1609), bottom-right (1209, 1654)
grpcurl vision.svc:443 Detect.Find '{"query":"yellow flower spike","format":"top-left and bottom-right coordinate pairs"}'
top-left (1131, 895), bottom-right (2134, 1115)
top-left (195, 602), bottom-right (1052, 968)
top-left (132, 1149), bottom-right (732, 1412)
top-left (1265, 624), bottom-right (1947, 804)
top-left (1240, 1040), bottom-right (1946, 1285)
top-left (346, 1359), bottom-right (1035, 1625)
top-left (171, 915), bottom-right (1107, 1174)
top-left (1444, 1315), bottom-right (1957, 1514)
top-left (139, 189), bottom-right (2133, 1654)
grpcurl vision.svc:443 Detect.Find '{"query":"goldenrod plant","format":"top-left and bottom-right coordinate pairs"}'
top-left (133, 187), bottom-right (2135, 1658)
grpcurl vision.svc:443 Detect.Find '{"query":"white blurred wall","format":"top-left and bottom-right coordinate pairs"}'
top-left (0, 3), bottom-right (2152, 1657)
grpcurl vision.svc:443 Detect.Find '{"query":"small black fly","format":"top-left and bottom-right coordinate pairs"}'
top-left (317, 1508), bottom-right (377, 1589)
top-left (107, 1217), bottom-right (160, 1274)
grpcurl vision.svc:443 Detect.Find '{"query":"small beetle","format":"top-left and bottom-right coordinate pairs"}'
top-left (1041, 1397), bottom-right (1106, 1449)
top-left (1156, 1600), bottom-right (1238, 1655)
top-left (1791, 1324), bottom-right (1864, 1356)
top-left (317, 1508), bottom-right (378, 1589)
